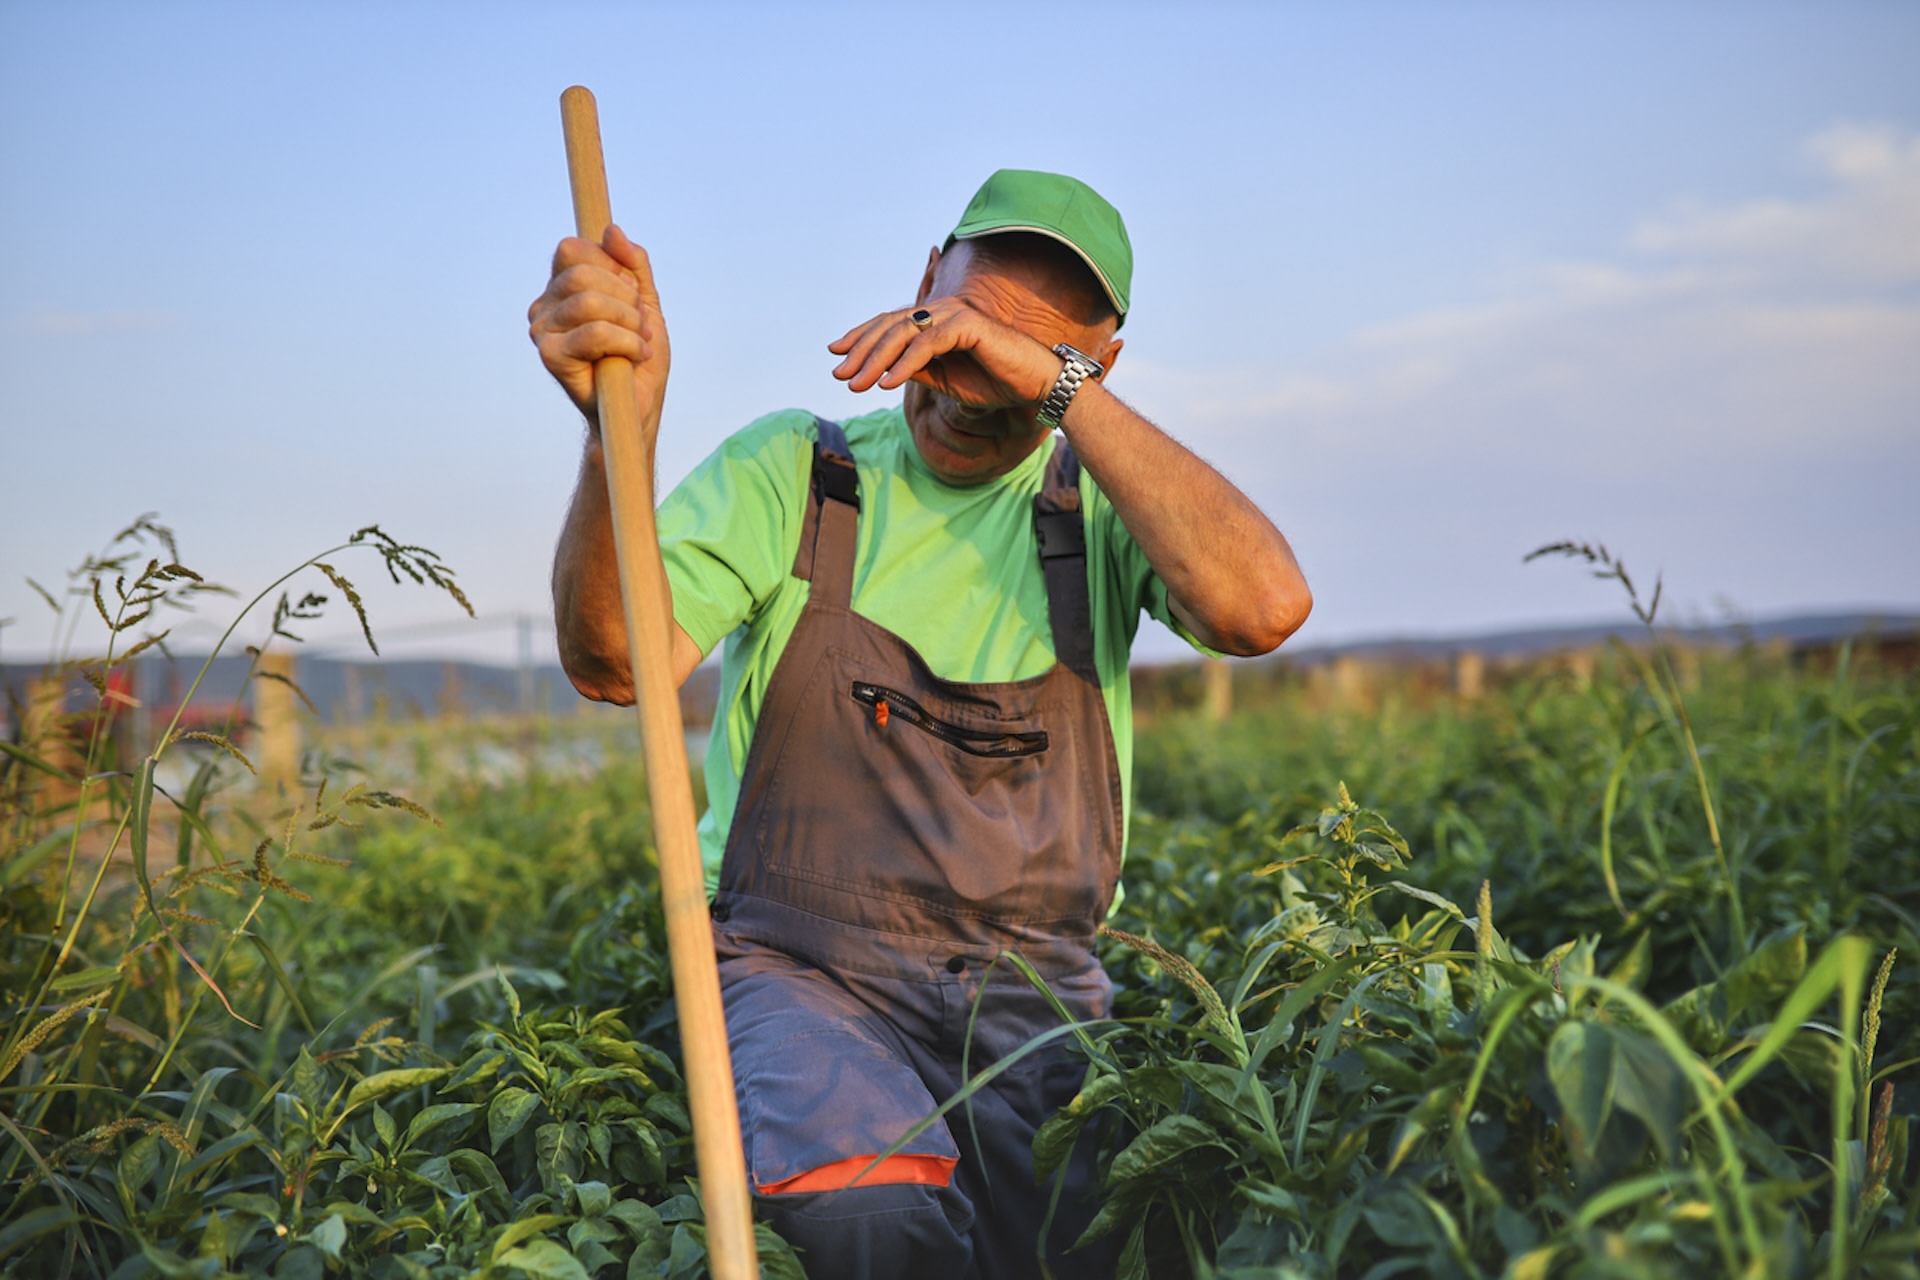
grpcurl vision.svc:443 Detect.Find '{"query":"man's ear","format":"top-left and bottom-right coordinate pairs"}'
top-left (914, 245), bottom-right (942, 305)
top-left (1096, 336), bottom-right (1123, 378)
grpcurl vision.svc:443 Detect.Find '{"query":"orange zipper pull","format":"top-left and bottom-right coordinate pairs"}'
top-left (875, 699), bottom-right (890, 728)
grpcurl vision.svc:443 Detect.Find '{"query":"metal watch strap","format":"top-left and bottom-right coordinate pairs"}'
top-left (1036, 343), bottom-right (1103, 429)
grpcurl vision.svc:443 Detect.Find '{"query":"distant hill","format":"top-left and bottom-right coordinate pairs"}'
top-left (1245, 609), bottom-right (1920, 668)
top-left (5, 610), bottom-right (1914, 729)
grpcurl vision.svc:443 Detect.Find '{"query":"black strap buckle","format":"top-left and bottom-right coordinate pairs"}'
top-left (1034, 510), bottom-right (1085, 560)
top-left (815, 449), bottom-right (860, 509)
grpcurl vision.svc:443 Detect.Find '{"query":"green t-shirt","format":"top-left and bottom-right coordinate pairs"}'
top-left (658, 404), bottom-right (1204, 893)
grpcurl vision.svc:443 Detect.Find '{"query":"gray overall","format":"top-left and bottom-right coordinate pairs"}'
top-left (709, 419), bottom-right (1126, 1279)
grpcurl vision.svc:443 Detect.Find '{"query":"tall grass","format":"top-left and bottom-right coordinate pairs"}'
top-left (4, 521), bottom-right (1914, 1277)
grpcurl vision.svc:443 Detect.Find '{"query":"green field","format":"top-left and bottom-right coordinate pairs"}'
top-left (3, 529), bottom-right (1915, 1278)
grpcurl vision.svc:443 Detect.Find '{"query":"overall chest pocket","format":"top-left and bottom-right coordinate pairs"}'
top-left (741, 642), bottom-right (1099, 929)
top-left (850, 682), bottom-right (1049, 759)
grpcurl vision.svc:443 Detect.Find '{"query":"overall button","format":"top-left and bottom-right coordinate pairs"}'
top-left (945, 955), bottom-right (967, 975)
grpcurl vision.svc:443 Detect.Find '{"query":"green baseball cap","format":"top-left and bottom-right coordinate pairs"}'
top-left (948, 169), bottom-right (1133, 322)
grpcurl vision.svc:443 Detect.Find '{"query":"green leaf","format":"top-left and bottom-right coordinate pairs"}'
top-left (490, 1214), bottom-right (575, 1262)
top-left (654, 1194), bottom-right (702, 1223)
top-left (0, 823), bottom-right (73, 889)
top-left (244, 931), bottom-right (316, 1036)
top-left (177, 1130), bottom-right (266, 1185)
top-left (303, 1213), bottom-right (346, 1264)
top-left (1715, 934), bottom-right (1870, 1102)
top-left (213, 1192), bottom-right (281, 1224)
top-left (1387, 882), bottom-right (1466, 921)
top-left (490, 1086), bottom-right (542, 1152)
top-left (1034, 1073), bottom-right (1126, 1182)
top-left (537, 1120), bottom-right (587, 1196)
top-left (663, 1225), bottom-right (707, 1280)
top-left (0, 737), bottom-right (76, 786)
top-left (1547, 1021), bottom-right (1617, 1168)
top-left (1606, 932), bottom-right (1652, 992)
top-left (411, 1153), bottom-right (463, 1196)
top-left (192, 1205), bottom-right (234, 1266)
top-left (1177, 1059), bottom-right (1279, 1149)
top-left (572, 1238), bottom-right (622, 1276)
top-left (608, 1198), bottom-right (663, 1239)
top-left (1609, 1025), bottom-right (1685, 1162)
top-left (573, 1179), bottom-right (613, 1219)
top-left (291, 1046), bottom-right (326, 1111)
top-left (343, 1066), bottom-right (448, 1113)
top-left (372, 1101), bottom-right (397, 1149)
top-left (119, 1132), bottom-right (161, 1195)
top-left (1107, 1114), bottom-right (1226, 1184)
top-left (403, 1101), bottom-right (482, 1148)
top-left (1243, 954), bottom-right (1362, 1079)
top-left (1509, 1245), bottom-right (1561, 1280)
top-left (48, 964), bottom-right (123, 993)
top-left (449, 1147), bottom-right (511, 1204)
top-left (614, 1117), bottom-right (666, 1187)
top-left (1723, 925), bottom-right (1808, 1021)
top-left (1362, 1190), bottom-right (1436, 1248)
top-left (624, 1207), bottom-right (671, 1276)
top-left (1352, 840), bottom-right (1405, 869)
top-left (496, 1239), bottom-right (591, 1280)
top-left (1235, 1179), bottom-right (1301, 1220)
top-left (1385, 1084), bottom-right (1457, 1175)
top-left (444, 1046), bottom-right (510, 1091)
top-left (0, 1206), bottom-right (82, 1262)
top-left (175, 1064), bottom-right (238, 1152)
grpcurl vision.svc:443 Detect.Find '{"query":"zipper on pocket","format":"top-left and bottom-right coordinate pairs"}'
top-left (851, 682), bottom-right (1048, 758)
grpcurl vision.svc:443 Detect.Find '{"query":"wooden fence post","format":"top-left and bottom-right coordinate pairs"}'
top-left (254, 651), bottom-right (300, 794)
top-left (1453, 650), bottom-right (1486, 701)
top-left (1333, 655), bottom-right (1369, 707)
top-left (438, 660), bottom-right (464, 722)
top-left (1673, 644), bottom-right (1701, 691)
top-left (22, 675), bottom-right (80, 824)
top-left (1202, 657), bottom-right (1233, 722)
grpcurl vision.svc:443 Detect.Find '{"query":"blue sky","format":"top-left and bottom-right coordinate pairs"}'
top-left (4, 2), bottom-right (1917, 667)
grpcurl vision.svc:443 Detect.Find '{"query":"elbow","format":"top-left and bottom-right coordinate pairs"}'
top-left (553, 570), bottom-right (636, 704)
top-left (1221, 576), bottom-right (1312, 658)
top-left (558, 637), bottom-right (636, 707)
top-left (567, 667), bottom-right (636, 707)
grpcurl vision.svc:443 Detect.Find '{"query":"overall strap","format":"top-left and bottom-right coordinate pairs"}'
top-left (1034, 439), bottom-right (1098, 684)
top-left (793, 416), bottom-right (859, 608)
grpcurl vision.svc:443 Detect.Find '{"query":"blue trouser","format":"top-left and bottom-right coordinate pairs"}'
top-left (718, 934), bottom-right (1120, 1280)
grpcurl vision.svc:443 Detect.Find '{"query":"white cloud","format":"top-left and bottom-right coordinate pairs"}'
top-left (1630, 123), bottom-right (1920, 280)
top-left (1162, 123), bottom-right (1920, 472)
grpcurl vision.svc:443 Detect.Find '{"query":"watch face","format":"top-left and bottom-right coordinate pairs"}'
top-left (1052, 342), bottom-right (1104, 379)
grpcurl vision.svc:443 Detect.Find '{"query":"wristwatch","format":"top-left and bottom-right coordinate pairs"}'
top-left (1035, 343), bottom-right (1104, 429)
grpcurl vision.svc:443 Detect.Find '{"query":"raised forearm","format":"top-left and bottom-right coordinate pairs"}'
top-left (1058, 383), bottom-right (1310, 656)
top-left (552, 433), bottom-right (703, 702)
top-left (553, 435), bottom-right (637, 702)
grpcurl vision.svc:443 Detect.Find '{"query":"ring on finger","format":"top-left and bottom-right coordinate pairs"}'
top-left (909, 308), bottom-right (934, 331)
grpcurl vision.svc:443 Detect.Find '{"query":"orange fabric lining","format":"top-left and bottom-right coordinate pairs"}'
top-left (756, 1153), bottom-right (958, 1195)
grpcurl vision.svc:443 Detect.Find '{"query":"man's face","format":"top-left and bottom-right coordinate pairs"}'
top-left (902, 240), bottom-right (1120, 487)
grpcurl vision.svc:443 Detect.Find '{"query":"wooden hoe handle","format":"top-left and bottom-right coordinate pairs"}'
top-left (558, 85), bottom-right (758, 1280)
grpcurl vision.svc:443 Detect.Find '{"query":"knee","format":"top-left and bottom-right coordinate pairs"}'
top-left (757, 1181), bottom-right (975, 1280)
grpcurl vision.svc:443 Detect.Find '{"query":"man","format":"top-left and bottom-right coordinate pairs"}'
top-left (529, 171), bottom-right (1310, 1278)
